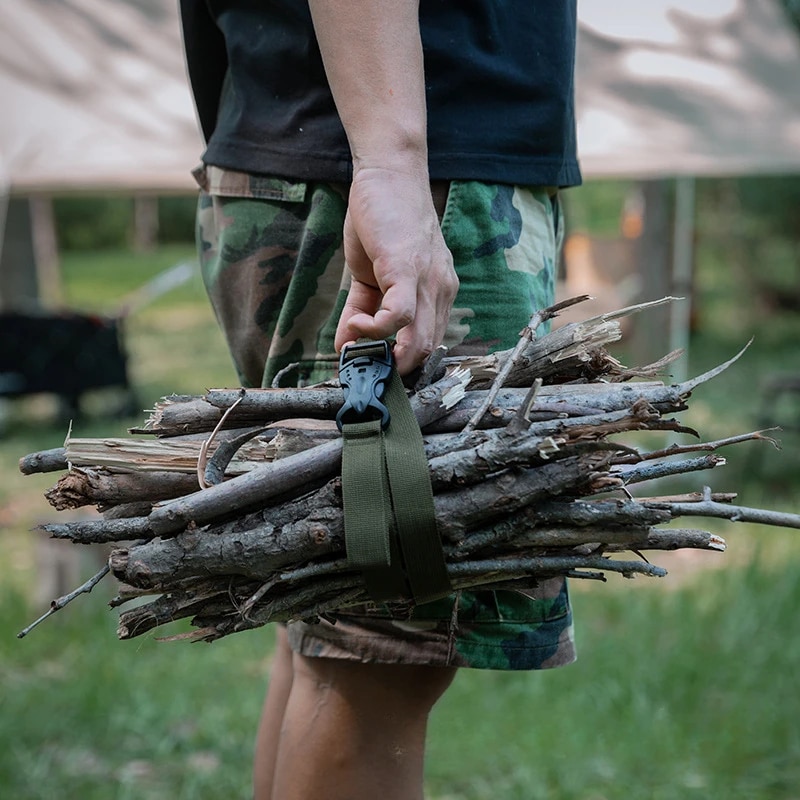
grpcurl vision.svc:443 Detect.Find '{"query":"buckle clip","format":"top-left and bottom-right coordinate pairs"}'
top-left (336, 340), bottom-right (393, 431)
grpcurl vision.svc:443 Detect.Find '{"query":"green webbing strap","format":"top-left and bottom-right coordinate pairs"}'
top-left (382, 368), bottom-right (452, 603)
top-left (341, 419), bottom-right (391, 568)
top-left (340, 419), bottom-right (407, 602)
top-left (338, 341), bottom-right (452, 605)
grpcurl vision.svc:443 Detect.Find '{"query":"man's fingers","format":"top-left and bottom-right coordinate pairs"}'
top-left (335, 263), bottom-right (457, 375)
top-left (390, 287), bottom-right (446, 374)
top-left (334, 283), bottom-right (380, 351)
top-left (336, 279), bottom-right (418, 345)
top-left (335, 170), bottom-right (459, 373)
top-left (337, 306), bottom-right (414, 344)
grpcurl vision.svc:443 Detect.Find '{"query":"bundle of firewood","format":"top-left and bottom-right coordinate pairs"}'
top-left (18, 298), bottom-right (800, 642)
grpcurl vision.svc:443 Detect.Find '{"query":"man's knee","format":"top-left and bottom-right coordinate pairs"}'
top-left (292, 654), bottom-right (457, 716)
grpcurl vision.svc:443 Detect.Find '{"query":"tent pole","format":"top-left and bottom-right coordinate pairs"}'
top-left (0, 163), bottom-right (9, 277)
top-left (669, 176), bottom-right (696, 383)
top-left (30, 195), bottom-right (63, 308)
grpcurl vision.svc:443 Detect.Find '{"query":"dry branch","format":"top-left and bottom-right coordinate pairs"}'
top-left (17, 564), bottom-right (112, 638)
top-left (16, 299), bottom-right (799, 642)
top-left (45, 467), bottom-right (199, 511)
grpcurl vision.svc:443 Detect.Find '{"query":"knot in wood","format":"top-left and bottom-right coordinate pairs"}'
top-left (128, 560), bottom-right (152, 584)
top-left (181, 531), bottom-right (201, 551)
top-left (310, 525), bottom-right (328, 545)
top-left (631, 398), bottom-right (657, 420)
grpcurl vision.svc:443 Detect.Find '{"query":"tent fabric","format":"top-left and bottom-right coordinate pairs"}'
top-left (2, 0), bottom-right (800, 195)
top-left (1, 0), bottom-right (203, 194)
top-left (576, 0), bottom-right (800, 178)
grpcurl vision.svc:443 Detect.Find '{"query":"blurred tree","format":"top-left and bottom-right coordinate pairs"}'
top-left (53, 195), bottom-right (196, 251)
top-left (53, 197), bottom-right (133, 250)
top-left (158, 196), bottom-right (197, 243)
top-left (697, 176), bottom-right (800, 319)
top-left (783, 0), bottom-right (800, 29)
top-left (732, 175), bottom-right (800, 241)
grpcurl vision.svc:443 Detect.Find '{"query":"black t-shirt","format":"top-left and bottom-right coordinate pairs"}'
top-left (181, 0), bottom-right (581, 187)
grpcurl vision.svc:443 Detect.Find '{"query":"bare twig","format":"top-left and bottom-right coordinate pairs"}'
top-left (617, 430), bottom-right (782, 463)
top-left (507, 378), bottom-right (543, 435)
top-left (413, 345), bottom-right (448, 391)
top-left (17, 565), bottom-right (111, 638)
top-left (612, 349), bottom-right (684, 382)
top-left (18, 447), bottom-right (68, 475)
top-left (197, 391), bottom-right (246, 488)
top-left (463, 307), bottom-right (550, 432)
top-left (616, 455), bottom-right (726, 486)
top-left (677, 339), bottom-right (753, 394)
top-left (39, 516), bottom-right (152, 544)
top-left (650, 486), bottom-right (800, 529)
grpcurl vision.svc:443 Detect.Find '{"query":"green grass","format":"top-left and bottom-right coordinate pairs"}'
top-left (1, 240), bottom-right (799, 798)
top-left (427, 548), bottom-right (800, 800)
top-left (0, 592), bottom-right (273, 799)
top-left (2, 550), bottom-right (797, 799)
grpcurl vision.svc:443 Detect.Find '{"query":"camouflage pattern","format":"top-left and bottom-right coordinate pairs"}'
top-left (195, 164), bottom-right (575, 670)
top-left (195, 165), bottom-right (347, 388)
top-left (288, 581), bottom-right (574, 671)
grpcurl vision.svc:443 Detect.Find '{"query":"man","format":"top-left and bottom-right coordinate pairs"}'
top-left (180, 2), bottom-right (581, 797)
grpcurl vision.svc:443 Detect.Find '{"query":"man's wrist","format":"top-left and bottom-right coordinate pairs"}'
top-left (350, 127), bottom-right (428, 176)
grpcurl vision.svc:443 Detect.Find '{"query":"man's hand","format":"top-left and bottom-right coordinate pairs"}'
top-left (307, 0), bottom-right (456, 374)
top-left (335, 166), bottom-right (458, 375)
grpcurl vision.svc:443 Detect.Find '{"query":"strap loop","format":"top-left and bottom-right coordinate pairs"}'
top-left (338, 341), bottom-right (452, 605)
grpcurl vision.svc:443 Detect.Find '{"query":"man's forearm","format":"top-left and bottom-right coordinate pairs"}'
top-left (308, 0), bottom-right (458, 374)
top-left (308, 0), bottom-right (428, 172)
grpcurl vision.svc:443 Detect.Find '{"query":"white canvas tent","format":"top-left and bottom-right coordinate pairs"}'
top-left (2, 0), bottom-right (800, 195)
top-left (0, 0), bottom-right (203, 307)
top-left (577, 0), bottom-right (800, 178)
top-left (2, 0), bottom-right (800, 333)
top-left (0, 0), bottom-right (202, 195)
top-left (574, 0), bottom-right (800, 372)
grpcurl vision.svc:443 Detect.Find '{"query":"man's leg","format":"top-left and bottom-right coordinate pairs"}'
top-left (253, 626), bottom-right (295, 800)
top-left (270, 654), bottom-right (457, 800)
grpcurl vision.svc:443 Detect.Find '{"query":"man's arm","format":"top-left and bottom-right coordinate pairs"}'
top-left (308, 0), bottom-right (459, 374)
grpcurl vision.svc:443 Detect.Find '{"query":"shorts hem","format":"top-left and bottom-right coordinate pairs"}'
top-left (287, 617), bottom-right (577, 671)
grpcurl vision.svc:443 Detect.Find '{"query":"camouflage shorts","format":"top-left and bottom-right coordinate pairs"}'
top-left (195, 164), bottom-right (575, 670)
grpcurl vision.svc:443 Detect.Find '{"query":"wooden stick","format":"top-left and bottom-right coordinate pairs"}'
top-left (616, 430), bottom-right (782, 463)
top-left (603, 528), bottom-right (727, 552)
top-left (39, 517), bottom-right (152, 544)
top-left (616, 455), bottom-right (725, 486)
top-left (462, 306), bottom-right (551, 432)
top-left (17, 565), bottom-right (111, 638)
top-left (649, 486), bottom-right (800, 529)
top-left (18, 447), bottom-right (68, 475)
top-left (45, 468), bottom-right (199, 511)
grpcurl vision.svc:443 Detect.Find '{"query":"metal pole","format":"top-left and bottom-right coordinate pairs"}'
top-left (669, 175), bottom-right (696, 383)
top-left (0, 161), bottom-right (10, 276)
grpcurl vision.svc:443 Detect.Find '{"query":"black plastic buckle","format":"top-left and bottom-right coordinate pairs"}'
top-left (336, 340), bottom-right (393, 431)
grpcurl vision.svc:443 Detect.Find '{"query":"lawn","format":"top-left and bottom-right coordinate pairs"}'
top-left (1, 233), bottom-right (798, 799)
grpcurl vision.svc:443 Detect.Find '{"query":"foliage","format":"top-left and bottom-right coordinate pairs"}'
top-left (53, 197), bottom-right (135, 251)
top-left (53, 196), bottom-right (196, 251)
top-left (560, 179), bottom-right (633, 237)
top-left (727, 175), bottom-right (800, 238)
top-left (158, 196), bottom-right (199, 244)
top-left (783, 0), bottom-right (800, 29)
